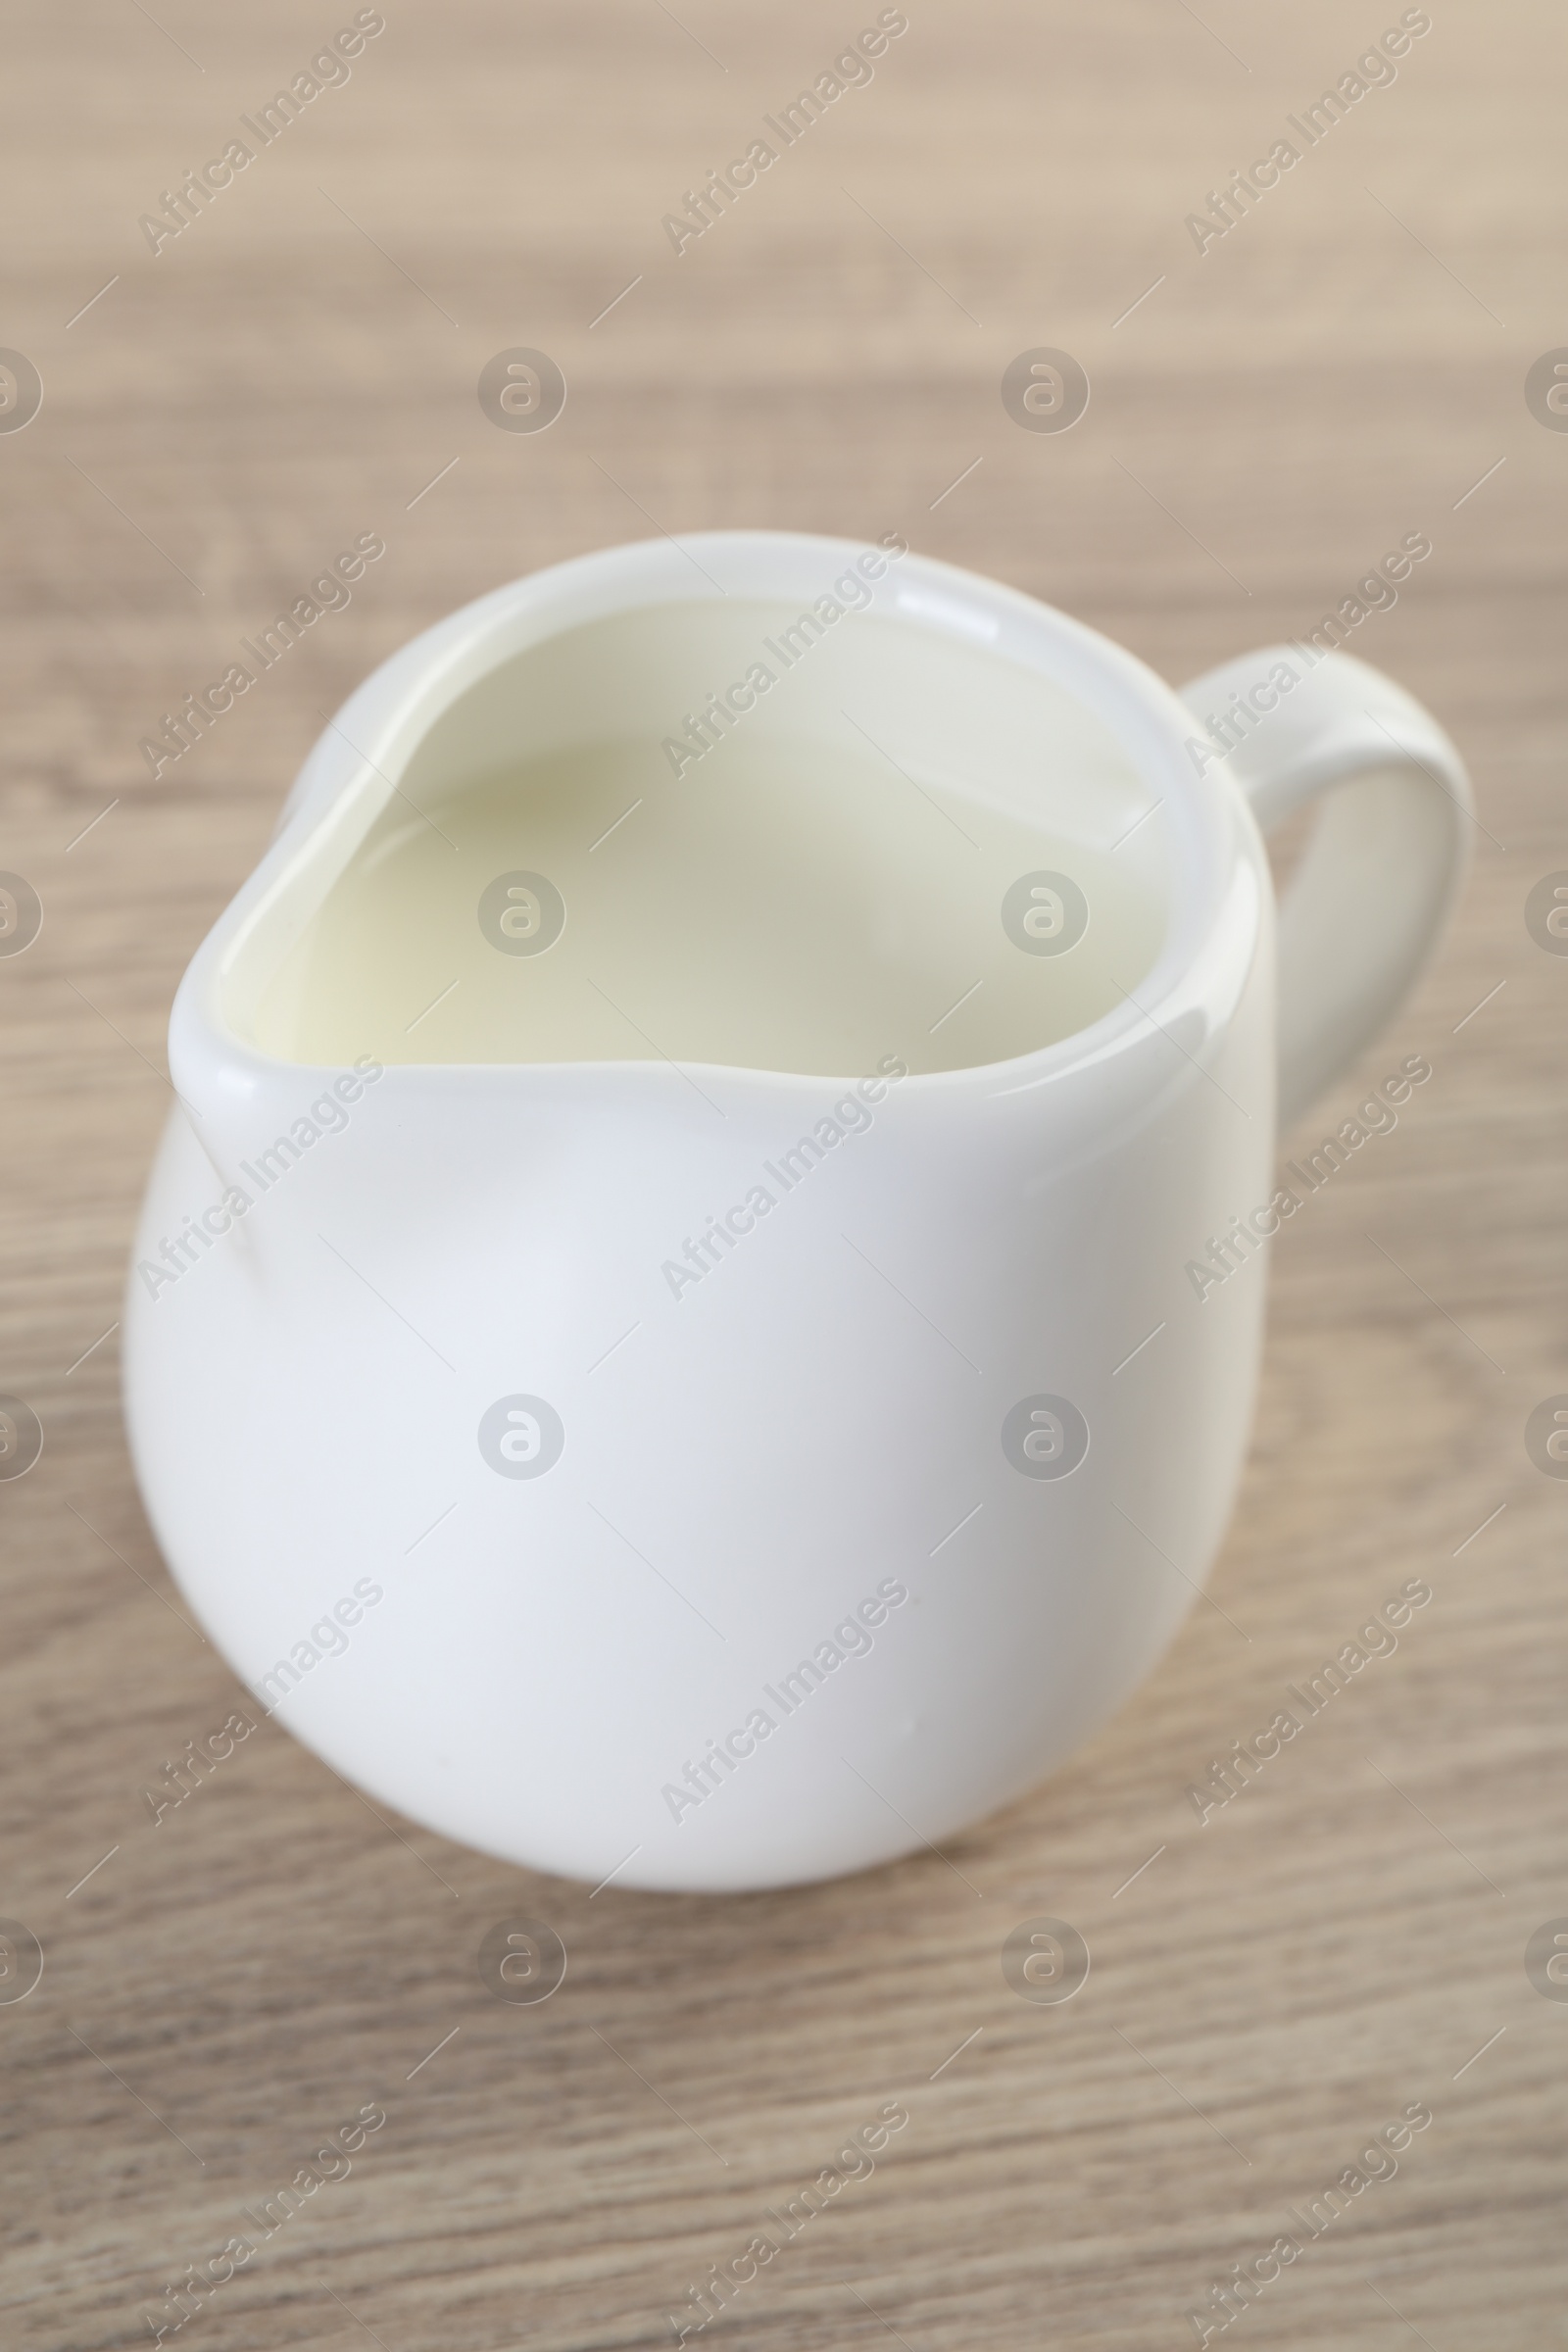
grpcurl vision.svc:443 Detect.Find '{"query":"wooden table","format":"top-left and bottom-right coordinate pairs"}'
top-left (3, 3), bottom-right (1563, 2345)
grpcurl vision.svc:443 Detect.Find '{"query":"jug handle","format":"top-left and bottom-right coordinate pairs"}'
top-left (1180, 643), bottom-right (1473, 1131)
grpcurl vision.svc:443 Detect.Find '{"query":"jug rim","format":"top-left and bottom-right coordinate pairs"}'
top-left (172, 529), bottom-right (1263, 1105)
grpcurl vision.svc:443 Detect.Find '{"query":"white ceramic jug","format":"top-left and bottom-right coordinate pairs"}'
top-left (124, 533), bottom-right (1471, 1891)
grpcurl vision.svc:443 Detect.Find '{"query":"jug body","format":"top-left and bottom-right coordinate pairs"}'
top-left (125, 969), bottom-right (1273, 1891)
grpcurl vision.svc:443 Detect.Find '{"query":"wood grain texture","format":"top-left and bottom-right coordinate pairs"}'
top-left (2, 2), bottom-right (1565, 2347)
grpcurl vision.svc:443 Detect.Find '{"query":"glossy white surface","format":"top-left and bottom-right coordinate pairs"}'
top-left (123, 534), bottom-right (1471, 1890)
